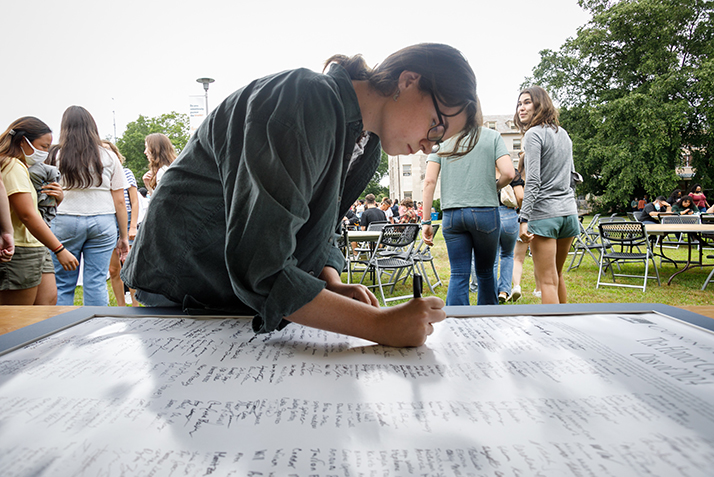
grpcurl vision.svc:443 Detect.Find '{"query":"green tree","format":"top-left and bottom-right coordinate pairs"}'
top-left (116, 112), bottom-right (190, 182)
top-left (361, 150), bottom-right (390, 198)
top-left (525, 0), bottom-right (714, 211)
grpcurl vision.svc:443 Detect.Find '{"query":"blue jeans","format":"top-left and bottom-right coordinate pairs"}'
top-left (492, 206), bottom-right (519, 295)
top-left (442, 207), bottom-right (500, 305)
top-left (52, 214), bottom-right (118, 306)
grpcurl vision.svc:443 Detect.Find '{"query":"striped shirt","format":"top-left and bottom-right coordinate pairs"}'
top-left (123, 168), bottom-right (137, 212)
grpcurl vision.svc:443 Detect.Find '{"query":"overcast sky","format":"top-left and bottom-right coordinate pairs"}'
top-left (2, 0), bottom-right (591, 142)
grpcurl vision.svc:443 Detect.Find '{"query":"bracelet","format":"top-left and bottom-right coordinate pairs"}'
top-left (421, 220), bottom-right (432, 225)
top-left (53, 245), bottom-right (66, 255)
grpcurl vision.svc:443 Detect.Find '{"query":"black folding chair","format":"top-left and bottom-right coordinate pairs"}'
top-left (568, 221), bottom-right (605, 271)
top-left (596, 222), bottom-right (660, 292)
top-left (359, 224), bottom-right (420, 305)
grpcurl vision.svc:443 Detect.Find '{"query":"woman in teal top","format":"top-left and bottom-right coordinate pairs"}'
top-left (123, 44), bottom-right (482, 348)
top-left (422, 126), bottom-right (515, 305)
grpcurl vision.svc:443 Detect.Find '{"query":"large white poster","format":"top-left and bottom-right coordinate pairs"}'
top-left (1, 312), bottom-right (713, 476)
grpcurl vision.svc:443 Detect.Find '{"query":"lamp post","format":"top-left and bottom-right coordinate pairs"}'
top-left (196, 77), bottom-right (215, 112)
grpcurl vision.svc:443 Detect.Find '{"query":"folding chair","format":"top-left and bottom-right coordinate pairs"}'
top-left (596, 222), bottom-right (660, 292)
top-left (568, 221), bottom-right (604, 271)
top-left (661, 214), bottom-right (700, 248)
top-left (584, 213), bottom-right (601, 235)
top-left (410, 224), bottom-right (442, 293)
top-left (346, 221), bottom-right (387, 283)
top-left (598, 216), bottom-right (627, 224)
top-left (359, 224), bottom-right (420, 305)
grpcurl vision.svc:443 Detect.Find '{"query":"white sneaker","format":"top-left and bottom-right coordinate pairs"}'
top-left (510, 285), bottom-right (522, 302)
top-left (532, 289), bottom-right (542, 298)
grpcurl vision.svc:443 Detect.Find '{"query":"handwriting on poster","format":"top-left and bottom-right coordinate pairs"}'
top-left (1, 312), bottom-right (713, 476)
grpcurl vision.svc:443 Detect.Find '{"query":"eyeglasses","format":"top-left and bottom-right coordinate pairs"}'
top-left (428, 92), bottom-right (446, 153)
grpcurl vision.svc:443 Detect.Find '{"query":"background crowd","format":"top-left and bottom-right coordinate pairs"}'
top-left (0, 107), bottom-right (172, 306)
top-left (1, 94), bottom-right (710, 309)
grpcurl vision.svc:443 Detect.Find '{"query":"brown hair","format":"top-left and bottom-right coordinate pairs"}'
top-left (325, 43), bottom-right (482, 157)
top-left (145, 133), bottom-right (176, 189)
top-left (517, 150), bottom-right (525, 175)
top-left (514, 85), bottom-right (559, 133)
top-left (0, 117), bottom-right (52, 171)
top-left (102, 140), bottom-right (125, 164)
top-left (54, 106), bottom-right (104, 189)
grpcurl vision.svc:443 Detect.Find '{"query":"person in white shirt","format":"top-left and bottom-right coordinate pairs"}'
top-left (380, 197), bottom-right (395, 223)
top-left (49, 106), bottom-right (128, 306)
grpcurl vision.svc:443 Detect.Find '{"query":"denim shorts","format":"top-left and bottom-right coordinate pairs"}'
top-left (0, 246), bottom-right (51, 290)
top-left (528, 214), bottom-right (580, 239)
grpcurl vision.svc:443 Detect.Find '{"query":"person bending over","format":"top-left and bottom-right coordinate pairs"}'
top-left (123, 44), bottom-right (481, 347)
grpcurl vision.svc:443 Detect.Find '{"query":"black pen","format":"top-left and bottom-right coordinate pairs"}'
top-left (413, 273), bottom-right (422, 299)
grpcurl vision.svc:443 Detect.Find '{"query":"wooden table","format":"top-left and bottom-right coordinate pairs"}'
top-left (645, 223), bottom-right (714, 285)
top-left (0, 306), bottom-right (78, 336)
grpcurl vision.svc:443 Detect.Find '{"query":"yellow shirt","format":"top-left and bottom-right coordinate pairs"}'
top-left (1, 157), bottom-right (42, 247)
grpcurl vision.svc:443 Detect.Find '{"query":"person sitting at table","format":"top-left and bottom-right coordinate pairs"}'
top-left (672, 195), bottom-right (697, 215)
top-left (398, 198), bottom-right (418, 223)
top-left (380, 197), bottom-right (395, 224)
top-left (122, 43), bottom-right (482, 348)
top-left (360, 194), bottom-right (386, 230)
top-left (639, 196), bottom-right (671, 223)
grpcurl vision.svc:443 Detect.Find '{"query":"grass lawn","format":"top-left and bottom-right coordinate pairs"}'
top-left (76, 216), bottom-right (712, 307)
top-left (341, 216), bottom-right (714, 307)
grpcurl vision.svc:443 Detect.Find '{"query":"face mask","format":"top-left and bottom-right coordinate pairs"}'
top-left (654, 203), bottom-right (661, 211)
top-left (24, 137), bottom-right (49, 166)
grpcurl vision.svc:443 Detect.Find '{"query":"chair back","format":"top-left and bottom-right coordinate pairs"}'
top-left (599, 221), bottom-right (647, 245)
top-left (598, 216), bottom-right (627, 224)
top-left (626, 211), bottom-right (638, 221)
top-left (413, 224), bottom-right (440, 255)
top-left (661, 215), bottom-right (683, 225)
top-left (367, 221), bottom-right (388, 232)
top-left (379, 224), bottom-right (421, 248)
top-left (584, 213), bottom-right (601, 230)
top-left (661, 215), bottom-right (701, 225)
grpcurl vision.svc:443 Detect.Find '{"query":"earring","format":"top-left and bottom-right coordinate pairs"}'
top-left (393, 90), bottom-right (400, 101)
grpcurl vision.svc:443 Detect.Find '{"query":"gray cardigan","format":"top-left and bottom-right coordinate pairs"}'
top-left (519, 124), bottom-right (578, 222)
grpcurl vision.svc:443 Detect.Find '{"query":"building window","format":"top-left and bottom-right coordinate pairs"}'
top-left (486, 121), bottom-right (497, 130)
top-left (402, 164), bottom-right (411, 176)
top-left (513, 139), bottom-right (521, 150)
top-left (404, 191), bottom-right (412, 199)
top-left (506, 120), bottom-right (517, 130)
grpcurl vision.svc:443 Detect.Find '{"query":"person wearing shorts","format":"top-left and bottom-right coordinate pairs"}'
top-left (527, 215), bottom-right (580, 240)
top-left (515, 86), bottom-right (579, 304)
top-left (0, 117), bottom-right (79, 305)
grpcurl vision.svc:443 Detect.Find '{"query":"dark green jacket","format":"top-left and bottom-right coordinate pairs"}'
top-left (122, 65), bottom-right (381, 333)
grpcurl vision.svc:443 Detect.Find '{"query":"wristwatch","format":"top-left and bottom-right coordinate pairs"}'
top-left (421, 220), bottom-right (432, 225)
top-left (518, 217), bottom-right (528, 224)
